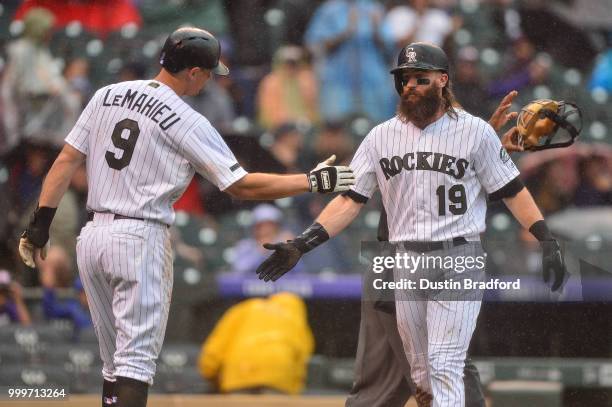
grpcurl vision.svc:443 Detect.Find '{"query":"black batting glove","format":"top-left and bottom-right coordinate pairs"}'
top-left (19, 206), bottom-right (56, 268)
top-left (256, 241), bottom-right (304, 282)
top-left (542, 239), bottom-right (566, 292)
top-left (529, 220), bottom-right (567, 292)
top-left (256, 222), bottom-right (330, 282)
top-left (22, 206), bottom-right (56, 248)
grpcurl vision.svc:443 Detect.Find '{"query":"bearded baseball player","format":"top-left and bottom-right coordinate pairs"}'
top-left (18, 27), bottom-right (354, 407)
top-left (257, 43), bottom-right (567, 407)
top-left (345, 90), bottom-right (522, 407)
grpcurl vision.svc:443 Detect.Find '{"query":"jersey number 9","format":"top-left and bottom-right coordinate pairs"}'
top-left (105, 119), bottom-right (141, 170)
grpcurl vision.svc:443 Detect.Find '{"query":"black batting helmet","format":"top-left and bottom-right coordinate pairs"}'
top-left (390, 42), bottom-right (449, 95)
top-left (159, 27), bottom-right (229, 75)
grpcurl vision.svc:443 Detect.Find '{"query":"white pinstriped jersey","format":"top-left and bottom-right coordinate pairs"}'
top-left (65, 80), bottom-right (247, 225)
top-left (350, 110), bottom-right (520, 242)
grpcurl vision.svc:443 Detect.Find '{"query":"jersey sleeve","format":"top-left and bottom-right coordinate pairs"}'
top-left (348, 135), bottom-right (378, 200)
top-left (64, 89), bottom-right (101, 155)
top-left (181, 122), bottom-right (247, 191)
top-left (474, 122), bottom-right (521, 194)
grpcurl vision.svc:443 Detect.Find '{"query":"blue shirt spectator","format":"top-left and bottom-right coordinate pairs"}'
top-left (231, 204), bottom-right (305, 275)
top-left (0, 270), bottom-right (31, 326)
top-left (42, 277), bottom-right (92, 331)
top-left (38, 246), bottom-right (92, 331)
top-left (589, 49), bottom-right (612, 91)
top-left (0, 300), bottom-right (20, 326)
top-left (305, 0), bottom-right (396, 123)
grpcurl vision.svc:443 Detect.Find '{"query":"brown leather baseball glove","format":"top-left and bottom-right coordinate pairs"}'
top-left (516, 99), bottom-right (582, 151)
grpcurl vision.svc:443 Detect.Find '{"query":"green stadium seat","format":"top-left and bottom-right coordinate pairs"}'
top-left (306, 355), bottom-right (331, 389)
top-left (152, 367), bottom-right (212, 394)
top-left (0, 364), bottom-right (71, 388)
top-left (0, 344), bottom-right (32, 365)
top-left (44, 343), bottom-right (101, 368)
top-left (68, 368), bottom-right (103, 394)
top-left (327, 358), bottom-right (355, 390)
top-left (75, 327), bottom-right (99, 345)
top-left (0, 324), bottom-right (63, 348)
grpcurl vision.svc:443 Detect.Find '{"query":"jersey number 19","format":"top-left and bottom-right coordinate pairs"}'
top-left (436, 184), bottom-right (467, 216)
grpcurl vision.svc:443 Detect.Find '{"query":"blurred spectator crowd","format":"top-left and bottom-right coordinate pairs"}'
top-left (0, 0), bottom-right (610, 338)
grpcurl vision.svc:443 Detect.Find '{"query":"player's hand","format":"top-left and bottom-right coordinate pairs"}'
top-left (256, 241), bottom-right (303, 282)
top-left (542, 239), bottom-right (567, 292)
top-left (18, 236), bottom-right (48, 268)
top-left (308, 155), bottom-right (355, 193)
top-left (488, 90), bottom-right (519, 132)
top-left (19, 206), bottom-right (56, 268)
top-left (501, 126), bottom-right (524, 153)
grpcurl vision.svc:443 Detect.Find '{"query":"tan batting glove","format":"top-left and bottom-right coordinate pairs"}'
top-left (308, 154), bottom-right (355, 193)
top-left (19, 237), bottom-right (48, 268)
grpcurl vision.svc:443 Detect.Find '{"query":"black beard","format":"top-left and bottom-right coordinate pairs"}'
top-left (397, 85), bottom-right (443, 126)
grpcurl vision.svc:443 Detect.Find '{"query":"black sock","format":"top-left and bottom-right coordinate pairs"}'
top-left (115, 376), bottom-right (149, 407)
top-left (102, 380), bottom-right (117, 406)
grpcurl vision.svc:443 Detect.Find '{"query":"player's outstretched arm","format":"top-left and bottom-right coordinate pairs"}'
top-left (19, 144), bottom-right (85, 268)
top-left (226, 155), bottom-right (355, 200)
top-left (315, 194), bottom-right (364, 237)
top-left (226, 173), bottom-right (311, 200)
top-left (503, 188), bottom-right (567, 291)
top-left (256, 195), bottom-right (363, 282)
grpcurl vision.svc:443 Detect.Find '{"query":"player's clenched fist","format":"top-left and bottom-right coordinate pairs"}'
top-left (308, 155), bottom-right (355, 193)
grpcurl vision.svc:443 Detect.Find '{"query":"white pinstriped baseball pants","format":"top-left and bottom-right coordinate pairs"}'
top-left (76, 213), bottom-right (173, 385)
top-left (394, 243), bottom-right (484, 407)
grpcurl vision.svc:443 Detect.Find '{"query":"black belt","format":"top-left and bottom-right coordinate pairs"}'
top-left (87, 212), bottom-right (144, 222)
top-left (401, 237), bottom-right (468, 252)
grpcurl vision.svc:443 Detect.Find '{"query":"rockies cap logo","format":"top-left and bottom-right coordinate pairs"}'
top-left (406, 48), bottom-right (417, 63)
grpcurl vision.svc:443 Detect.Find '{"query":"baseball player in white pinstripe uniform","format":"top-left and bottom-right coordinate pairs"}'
top-left (18, 27), bottom-right (354, 407)
top-left (256, 43), bottom-right (567, 407)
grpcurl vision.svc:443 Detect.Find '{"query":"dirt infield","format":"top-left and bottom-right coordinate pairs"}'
top-left (0, 394), bottom-right (418, 406)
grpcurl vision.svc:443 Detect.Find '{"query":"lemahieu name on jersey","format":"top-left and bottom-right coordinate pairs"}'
top-left (102, 88), bottom-right (181, 131)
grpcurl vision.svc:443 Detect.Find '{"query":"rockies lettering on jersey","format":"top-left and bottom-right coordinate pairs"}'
top-left (379, 152), bottom-right (469, 180)
top-left (349, 110), bottom-right (520, 242)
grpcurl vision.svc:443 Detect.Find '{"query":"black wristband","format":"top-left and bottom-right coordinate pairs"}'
top-left (292, 222), bottom-right (330, 253)
top-left (23, 206), bottom-right (57, 247)
top-left (529, 220), bottom-right (553, 241)
top-left (33, 206), bottom-right (57, 230)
